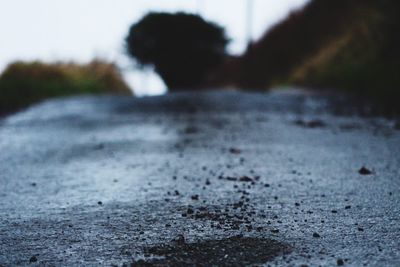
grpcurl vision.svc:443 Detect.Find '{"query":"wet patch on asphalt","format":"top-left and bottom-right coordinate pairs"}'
top-left (131, 236), bottom-right (291, 266)
top-left (293, 119), bottom-right (327, 128)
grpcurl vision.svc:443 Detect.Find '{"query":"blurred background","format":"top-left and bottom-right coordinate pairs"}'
top-left (0, 0), bottom-right (399, 115)
top-left (0, 0), bottom-right (309, 96)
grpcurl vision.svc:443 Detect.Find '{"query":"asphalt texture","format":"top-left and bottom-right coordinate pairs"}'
top-left (0, 89), bottom-right (399, 266)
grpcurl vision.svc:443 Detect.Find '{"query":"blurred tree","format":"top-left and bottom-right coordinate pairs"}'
top-left (126, 12), bottom-right (229, 90)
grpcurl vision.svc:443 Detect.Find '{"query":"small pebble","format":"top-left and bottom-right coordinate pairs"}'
top-left (337, 258), bottom-right (344, 266)
top-left (187, 208), bottom-right (194, 214)
top-left (229, 148), bottom-right (242, 154)
top-left (29, 256), bottom-right (38, 263)
top-left (359, 167), bottom-right (373, 175)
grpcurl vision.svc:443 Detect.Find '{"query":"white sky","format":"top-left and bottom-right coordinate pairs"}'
top-left (0, 0), bottom-right (309, 95)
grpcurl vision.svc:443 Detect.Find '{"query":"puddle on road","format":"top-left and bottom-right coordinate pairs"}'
top-left (132, 236), bottom-right (291, 266)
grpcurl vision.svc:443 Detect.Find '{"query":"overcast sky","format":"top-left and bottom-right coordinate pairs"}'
top-left (0, 0), bottom-right (309, 95)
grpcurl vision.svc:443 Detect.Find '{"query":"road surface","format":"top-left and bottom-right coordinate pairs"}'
top-left (0, 89), bottom-right (399, 266)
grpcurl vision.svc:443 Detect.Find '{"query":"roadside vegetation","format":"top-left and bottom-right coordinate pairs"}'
top-left (0, 60), bottom-right (132, 115)
top-left (211, 0), bottom-right (400, 113)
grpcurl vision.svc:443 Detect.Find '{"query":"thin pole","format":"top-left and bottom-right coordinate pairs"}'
top-left (246, 0), bottom-right (254, 44)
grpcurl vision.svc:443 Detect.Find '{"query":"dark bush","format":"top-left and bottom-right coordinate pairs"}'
top-left (0, 60), bottom-right (132, 115)
top-left (126, 12), bottom-right (229, 91)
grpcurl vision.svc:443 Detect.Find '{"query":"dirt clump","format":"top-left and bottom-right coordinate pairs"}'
top-left (131, 236), bottom-right (290, 266)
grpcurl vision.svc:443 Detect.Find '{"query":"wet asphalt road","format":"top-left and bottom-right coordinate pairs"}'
top-left (0, 89), bottom-right (399, 266)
